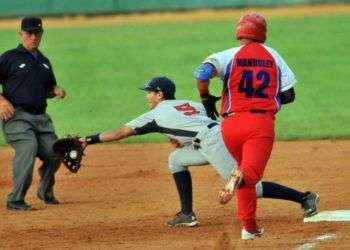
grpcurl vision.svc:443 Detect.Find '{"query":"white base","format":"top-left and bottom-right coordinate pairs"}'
top-left (304, 210), bottom-right (350, 223)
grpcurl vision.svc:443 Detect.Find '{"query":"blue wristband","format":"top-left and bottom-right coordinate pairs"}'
top-left (193, 63), bottom-right (215, 80)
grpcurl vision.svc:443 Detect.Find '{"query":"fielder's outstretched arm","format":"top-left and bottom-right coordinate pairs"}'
top-left (82, 126), bottom-right (135, 146)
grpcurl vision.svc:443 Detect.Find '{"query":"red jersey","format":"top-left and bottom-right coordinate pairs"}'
top-left (221, 43), bottom-right (280, 115)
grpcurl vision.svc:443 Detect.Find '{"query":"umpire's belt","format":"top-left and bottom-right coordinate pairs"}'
top-left (193, 122), bottom-right (218, 149)
top-left (16, 106), bottom-right (45, 115)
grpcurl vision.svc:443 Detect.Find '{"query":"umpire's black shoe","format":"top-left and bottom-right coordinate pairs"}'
top-left (6, 201), bottom-right (33, 211)
top-left (301, 191), bottom-right (320, 218)
top-left (37, 192), bottom-right (60, 205)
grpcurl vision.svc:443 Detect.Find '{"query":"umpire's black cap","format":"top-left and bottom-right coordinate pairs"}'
top-left (21, 16), bottom-right (43, 32)
top-left (140, 76), bottom-right (176, 100)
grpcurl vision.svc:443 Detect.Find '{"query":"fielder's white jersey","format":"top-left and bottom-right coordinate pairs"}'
top-left (204, 45), bottom-right (297, 92)
top-left (125, 99), bottom-right (216, 145)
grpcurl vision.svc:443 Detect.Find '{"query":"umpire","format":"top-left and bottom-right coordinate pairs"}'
top-left (0, 17), bottom-right (65, 210)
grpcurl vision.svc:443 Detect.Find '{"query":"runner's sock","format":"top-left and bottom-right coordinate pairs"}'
top-left (261, 181), bottom-right (304, 203)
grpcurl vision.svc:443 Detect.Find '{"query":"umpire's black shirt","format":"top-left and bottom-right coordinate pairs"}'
top-left (0, 44), bottom-right (57, 114)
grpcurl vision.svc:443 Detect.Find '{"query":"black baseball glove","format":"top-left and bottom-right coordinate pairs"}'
top-left (53, 136), bottom-right (85, 173)
top-left (201, 95), bottom-right (221, 120)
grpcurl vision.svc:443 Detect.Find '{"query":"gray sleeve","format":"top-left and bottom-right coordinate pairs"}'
top-left (267, 47), bottom-right (297, 92)
top-left (125, 110), bottom-right (156, 131)
top-left (203, 53), bottom-right (224, 77)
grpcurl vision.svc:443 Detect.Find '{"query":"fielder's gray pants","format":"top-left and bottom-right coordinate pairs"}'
top-left (2, 110), bottom-right (61, 203)
top-left (168, 124), bottom-right (263, 197)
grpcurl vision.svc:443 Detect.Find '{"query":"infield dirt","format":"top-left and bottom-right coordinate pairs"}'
top-left (0, 140), bottom-right (349, 249)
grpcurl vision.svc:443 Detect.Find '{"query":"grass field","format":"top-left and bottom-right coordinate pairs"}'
top-left (0, 13), bottom-right (349, 144)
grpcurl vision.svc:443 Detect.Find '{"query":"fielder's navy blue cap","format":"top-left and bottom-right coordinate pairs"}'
top-left (21, 16), bottom-right (43, 32)
top-left (140, 76), bottom-right (176, 100)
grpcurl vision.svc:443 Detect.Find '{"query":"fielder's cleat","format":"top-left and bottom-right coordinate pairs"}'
top-left (166, 211), bottom-right (199, 227)
top-left (301, 191), bottom-right (320, 218)
top-left (241, 228), bottom-right (264, 240)
top-left (218, 168), bottom-right (243, 205)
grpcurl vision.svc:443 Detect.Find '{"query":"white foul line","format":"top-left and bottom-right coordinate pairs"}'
top-left (295, 233), bottom-right (337, 250)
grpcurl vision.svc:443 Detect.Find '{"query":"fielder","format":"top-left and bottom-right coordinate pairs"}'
top-left (80, 76), bottom-right (318, 227)
top-left (193, 13), bottom-right (319, 239)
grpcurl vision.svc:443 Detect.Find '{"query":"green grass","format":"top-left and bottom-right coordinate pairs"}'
top-left (0, 14), bottom-right (349, 144)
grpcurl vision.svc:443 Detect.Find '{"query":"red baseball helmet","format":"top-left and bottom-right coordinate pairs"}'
top-left (235, 13), bottom-right (267, 43)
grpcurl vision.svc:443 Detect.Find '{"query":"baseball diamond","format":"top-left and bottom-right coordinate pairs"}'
top-left (0, 140), bottom-right (349, 249)
top-left (0, 4), bottom-right (349, 250)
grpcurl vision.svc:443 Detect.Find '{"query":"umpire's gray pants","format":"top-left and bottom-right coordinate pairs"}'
top-left (168, 124), bottom-right (263, 197)
top-left (1, 110), bottom-right (61, 203)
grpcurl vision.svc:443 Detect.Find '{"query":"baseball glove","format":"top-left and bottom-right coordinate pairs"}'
top-left (52, 136), bottom-right (84, 173)
top-left (201, 94), bottom-right (221, 120)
